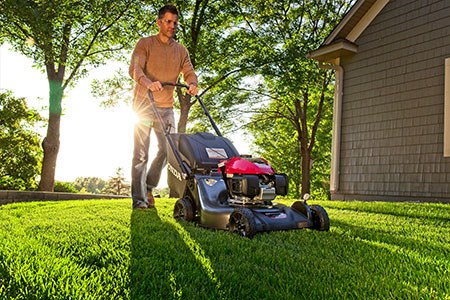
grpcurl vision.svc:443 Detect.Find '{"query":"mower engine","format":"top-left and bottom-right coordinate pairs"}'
top-left (219, 157), bottom-right (288, 205)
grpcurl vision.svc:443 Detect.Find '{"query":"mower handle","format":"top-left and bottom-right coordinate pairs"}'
top-left (161, 82), bottom-right (189, 89)
top-left (158, 82), bottom-right (223, 137)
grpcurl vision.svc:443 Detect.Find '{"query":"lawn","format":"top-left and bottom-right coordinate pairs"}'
top-left (0, 198), bottom-right (449, 299)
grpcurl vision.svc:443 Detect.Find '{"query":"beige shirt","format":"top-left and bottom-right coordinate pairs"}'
top-left (129, 35), bottom-right (198, 108)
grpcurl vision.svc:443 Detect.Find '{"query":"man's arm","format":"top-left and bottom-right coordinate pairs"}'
top-left (129, 38), bottom-right (163, 92)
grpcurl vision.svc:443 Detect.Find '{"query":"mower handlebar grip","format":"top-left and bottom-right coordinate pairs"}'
top-left (161, 82), bottom-right (189, 89)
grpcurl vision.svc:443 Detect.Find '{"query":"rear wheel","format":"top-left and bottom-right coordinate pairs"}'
top-left (173, 198), bottom-right (194, 221)
top-left (310, 205), bottom-right (330, 231)
top-left (228, 207), bottom-right (257, 238)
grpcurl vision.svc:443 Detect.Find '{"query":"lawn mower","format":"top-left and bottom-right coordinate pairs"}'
top-left (147, 82), bottom-right (330, 238)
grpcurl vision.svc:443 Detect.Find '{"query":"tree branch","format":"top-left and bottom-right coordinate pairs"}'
top-left (57, 23), bottom-right (71, 80)
top-left (200, 68), bottom-right (244, 96)
top-left (63, 1), bottom-right (132, 89)
top-left (309, 74), bottom-right (331, 152)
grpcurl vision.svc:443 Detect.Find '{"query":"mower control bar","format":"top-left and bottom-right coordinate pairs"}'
top-left (161, 82), bottom-right (223, 137)
top-left (146, 90), bottom-right (190, 179)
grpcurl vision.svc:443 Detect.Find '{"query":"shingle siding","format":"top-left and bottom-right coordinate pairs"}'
top-left (337, 0), bottom-right (450, 201)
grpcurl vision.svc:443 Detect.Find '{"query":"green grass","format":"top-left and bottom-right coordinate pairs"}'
top-left (0, 198), bottom-right (449, 299)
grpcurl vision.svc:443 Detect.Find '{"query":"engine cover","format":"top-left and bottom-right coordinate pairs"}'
top-left (220, 157), bottom-right (275, 174)
top-left (219, 157), bottom-right (289, 204)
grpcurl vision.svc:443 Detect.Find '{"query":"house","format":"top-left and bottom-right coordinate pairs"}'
top-left (307, 0), bottom-right (450, 202)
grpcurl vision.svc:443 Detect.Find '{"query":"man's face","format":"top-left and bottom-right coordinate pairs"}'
top-left (157, 12), bottom-right (179, 39)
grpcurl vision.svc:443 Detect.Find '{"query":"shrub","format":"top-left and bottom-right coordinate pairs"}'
top-left (0, 176), bottom-right (35, 191)
top-left (0, 91), bottom-right (44, 190)
top-left (54, 181), bottom-right (78, 193)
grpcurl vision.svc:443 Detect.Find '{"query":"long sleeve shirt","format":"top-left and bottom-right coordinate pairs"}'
top-left (129, 35), bottom-right (198, 108)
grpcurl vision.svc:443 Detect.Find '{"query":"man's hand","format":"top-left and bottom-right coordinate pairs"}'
top-left (187, 84), bottom-right (198, 96)
top-left (148, 81), bottom-right (163, 92)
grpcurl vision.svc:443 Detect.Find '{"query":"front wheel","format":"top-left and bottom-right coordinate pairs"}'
top-left (173, 198), bottom-right (194, 221)
top-left (310, 205), bottom-right (330, 231)
top-left (228, 207), bottom-right (257, 238)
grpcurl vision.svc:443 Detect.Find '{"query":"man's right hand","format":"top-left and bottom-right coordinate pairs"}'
top-left (148, 81), bottom-right (163, 92)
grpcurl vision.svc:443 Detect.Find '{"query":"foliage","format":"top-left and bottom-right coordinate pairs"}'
top-left (1, 198), bottom-right (449, 299)
top-left (91, 69), bottom-right (134, 108)
top-left (173, 0), bottom-right (261, 133)
top-left (0, 0), bottom-right (154, 191)
top-left (101, 167), bottom-right (130, 196)
top-left (0, 90), bottom-right (44, 190)
top-left (248, 117), bottom-right (302, 198)
top-left (92, 0), bottom-right (256, 134)
top-left (53, 181), bottom-right (79, 193)
top-left (71, 177), bottom-right (108, 194)
top-left (0, 177), bottom-right (28, 191)
top-left (247, 91), bottom-right (334, 199)
top-left (0, 0), bottom-right (152, 83)
top-left (234, 0), bottom-right (353, 196)
top-left (153, 187), bottom-right (170, 198)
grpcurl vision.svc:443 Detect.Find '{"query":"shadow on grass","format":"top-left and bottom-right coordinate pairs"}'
top-left (129, 207), bottom-right (224, 299)
top-left (128, 199), bottom-right (450, 299)
top-left (173, 212), bottom-right (450, 299)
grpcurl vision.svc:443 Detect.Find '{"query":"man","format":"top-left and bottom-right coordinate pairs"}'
top-left (129, 4), bottom-right (198, 209)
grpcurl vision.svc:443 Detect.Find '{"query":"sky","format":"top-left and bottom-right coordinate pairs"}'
top-left (0, 44), bottom-right (249, 187)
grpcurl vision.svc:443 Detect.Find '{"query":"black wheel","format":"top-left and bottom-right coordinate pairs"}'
top-left (310, 204), bottom-right (330, 231)
top-left (173, 198), bottom-right (194, 221)
top-left (228, 207), bottom-right (257, 238)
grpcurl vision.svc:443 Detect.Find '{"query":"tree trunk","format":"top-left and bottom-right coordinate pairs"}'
top-left (38, 80), bottom-right (63, 191)
top-left (300, 144), bottom-right (311, 198)
top-left (178, 100), bottom-right (190, 133)
top-left (177, 88), bottom-right (193, 133)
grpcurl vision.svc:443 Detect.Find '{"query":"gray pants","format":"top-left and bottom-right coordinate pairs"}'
top-left (131, 100), bottom-right (175, 209)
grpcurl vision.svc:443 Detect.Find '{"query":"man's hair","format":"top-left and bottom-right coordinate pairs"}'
top-left (158, 4), bottom-right (179, 19)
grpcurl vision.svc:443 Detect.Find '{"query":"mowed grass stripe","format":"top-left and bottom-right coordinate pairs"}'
top-left (0, 198), bottom-right (449, 299)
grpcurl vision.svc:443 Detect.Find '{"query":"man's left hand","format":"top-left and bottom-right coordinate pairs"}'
top-left (187, 84), bottom-right (198, 96)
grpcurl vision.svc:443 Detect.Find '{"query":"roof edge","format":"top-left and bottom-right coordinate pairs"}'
top-left (324, 0), bottom-right (367, 45)
top-left (307, 39), bottom-right (358, 63)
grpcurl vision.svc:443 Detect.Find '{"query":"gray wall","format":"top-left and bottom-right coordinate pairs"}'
top-left (337, 0), bottom-right (450, 201)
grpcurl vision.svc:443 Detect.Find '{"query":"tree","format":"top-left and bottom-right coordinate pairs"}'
top-left (247, 94), bottom-right (334, 199)
top-left (233, 0), bottom-right (353, 197)
top-left (0, 0), bottom-right (152, 191)
top-left (72, 177), bottom-right (108, 194)
top-left (247, 115), bottom-right (302, 198)
top-left (93, 0), bottom-right (253, 134)
top-left (0, 90), bottom-right (44, 190)
top-left (101, 167), bottom-right (130, 196)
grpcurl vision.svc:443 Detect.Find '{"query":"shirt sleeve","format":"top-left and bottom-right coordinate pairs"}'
top-left (129, 38), bottom-right (153, 88)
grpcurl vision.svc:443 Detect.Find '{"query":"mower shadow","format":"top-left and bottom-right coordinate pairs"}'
top-left (129, 207), bottom-right (223, 300)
